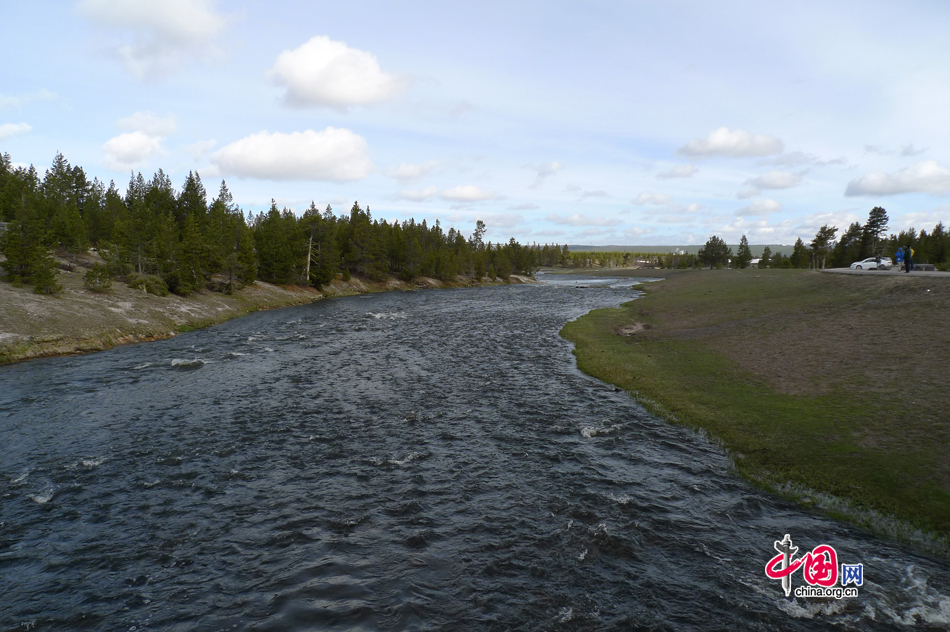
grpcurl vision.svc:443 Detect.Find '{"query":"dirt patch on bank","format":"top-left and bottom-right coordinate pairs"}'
top-left (0, 262), bottom-right (535, 364)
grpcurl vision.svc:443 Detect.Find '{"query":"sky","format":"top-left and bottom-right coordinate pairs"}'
top-left (2, 0), bottom-right (950, 246)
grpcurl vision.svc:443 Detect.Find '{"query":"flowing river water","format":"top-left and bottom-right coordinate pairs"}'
top-left (1, 276), bottom-right (948, 631)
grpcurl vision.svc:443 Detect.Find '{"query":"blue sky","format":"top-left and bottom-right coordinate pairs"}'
top-left (2, 0), bottom-right (949, 246)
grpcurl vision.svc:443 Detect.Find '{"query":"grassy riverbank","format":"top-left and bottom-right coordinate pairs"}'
top-left (560, 268), bottom-right (950, 546)
top-left (0, 259), bottom-right (531, 364)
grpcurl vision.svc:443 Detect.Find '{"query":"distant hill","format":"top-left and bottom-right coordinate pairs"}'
top-left (567, 244), bottom-right (796, 256)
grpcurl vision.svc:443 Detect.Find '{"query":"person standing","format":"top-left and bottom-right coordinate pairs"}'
top-left (896, 246), bottom-right (904, 271)
top-left (905, 245), bottom-right (914, 273)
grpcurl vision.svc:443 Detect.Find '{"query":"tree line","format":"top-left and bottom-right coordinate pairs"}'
top-left (0, 152), bottom-right (565, 295)
top-left (694, 206), bottom-right (949, 270)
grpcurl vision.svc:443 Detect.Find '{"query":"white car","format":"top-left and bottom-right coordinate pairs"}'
top-left (850, 257), bottom-right (892, 270)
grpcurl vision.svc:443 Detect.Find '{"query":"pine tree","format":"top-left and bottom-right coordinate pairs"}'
top-left (810, 225), bottom-right (838, 269)
top-left (790, 238), bottom-right (809, 268)
top-left (861, 206), bottom-right (888, 257)
top-left (698, 235), bottom-right (731, 269)
top-left (735, 235), bottom-right (753, 268)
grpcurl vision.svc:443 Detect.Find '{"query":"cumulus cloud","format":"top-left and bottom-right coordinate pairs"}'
top-left (534, 229), bottom-right (566, 237)
top-left (269, 36), bottom-right (405, 110)
top-left (634, 192), bottom-right (673, 206)
top-left (389, 161), bottom-right (437, 181)
top-left (103, 110), bottom-right (177, 170)
top-left (656, 164), bottom-right (698, 179)
top-left (746, 170), bottom-right (802, 189)
top-left (528, 161), bottom-right (561, 188)
top-left (439, 185), bottom-right (497, 202)
top-left (685, 203), bottom-right (702, 213)
top-left (845, 160), bottom-right (950, 196)
top-left (103, 131), bottom-right (165, 169)
top-left (736, 198), bottom-right (783, 216)
top-left (0, 123), bottom-right (32, 140)
top-left (211, 127), bottom-right (373, 181)
top-left (546, 214), bottom-right (622, 227)
top-left (678, 127), bottom-right (783, 158)
top-left (737, 188), bottom-right (759, 199)
top-left (398, 186), bottom-right (438, 201)
top-left (580, 190), bottom-right (610, 199)
top-left (79, 0), bottom-right (227, 79)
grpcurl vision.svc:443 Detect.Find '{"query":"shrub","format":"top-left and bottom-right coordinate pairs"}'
top-left (128, 273), bottom-right (169, 296)
top-left (83, 264), bottom-right (113, 292)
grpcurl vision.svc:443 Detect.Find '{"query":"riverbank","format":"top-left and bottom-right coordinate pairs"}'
top-left (560, 267), bottom-right (950, 550)
top-left (0, 262), bottom-right (532, 364)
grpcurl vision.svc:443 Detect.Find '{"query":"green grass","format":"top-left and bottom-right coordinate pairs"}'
top-left (560, 268), bottom-right (950, 545)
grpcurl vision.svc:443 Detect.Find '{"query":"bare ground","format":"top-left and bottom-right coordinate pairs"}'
top-left (0, 252), bottom-right (534, 364)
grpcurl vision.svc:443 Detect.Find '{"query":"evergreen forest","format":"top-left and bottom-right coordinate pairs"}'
top-left (0, 153), bottom-right (569, 295)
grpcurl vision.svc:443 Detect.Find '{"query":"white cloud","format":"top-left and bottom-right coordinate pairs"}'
top-left (529, 161), bottom-right (561, 188)
top-left (211, 127), bottom-right (373, 181)
top-left (686, 203), bottom-right (702, 213)
top-left (439, 185), bottom-right (496, 202)
top-left (103, 131), bottom-right (164, 169)
top-left (891, 205), bottom-right (950, 232)
top-left (398, 186), bottom-right (438, 201)
top-left (746, 170), bottom-right (802, 189)
top-left (389, 161), bottom-right (437, 181)
top-left (0, 123), bottom-right (32, 140)
top-left (546, 214), bottom-right (622, 227)
top-left (0, 89), bottom-right (57, 111)
top-left (737, 188), bottom-right (759, 199)
top-left (534, 229), bottom-right (566, 237)
top-left (473, 213), bottom-right (523, 228)
top-left (581, 190), bottom-right (610, 199)
top-left (117, 111), bottom-right (177, 136)
top-left (736, 198), bottom-right (783, 216)
top-left (507, 202), bottom-right (540, 210)
top-left (579, 228), bottom-right (611, 236)
top-left (678, 127), bottom-right (784, 158)
top-left (656, 164), bottom-right (698, 179)
top-left (103, 110), bottom-right (177, 170)
top-left (182, 139), bottom-right (216, 161)
top-left (624, 226), bottom-right (654, 238)
top-left (792, 210), bottom-right (862, 240)
top-left (269, 36), bottom-right (405, 110)
top-left (901, 143), bottom-right (927, 157)
top-left (757, 151), bottom-right (846, 167)
top-left (79, 0), bottom-right (227, 79)
top-left (864, 145), bottom-right (890, 156)
top-left (845, 161), bottom-right (950, 196)
top-left (634, 192), bottom-right (673, 206)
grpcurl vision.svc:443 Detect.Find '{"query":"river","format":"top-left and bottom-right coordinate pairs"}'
top-left (1, 276), bottom-right (948, 631)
